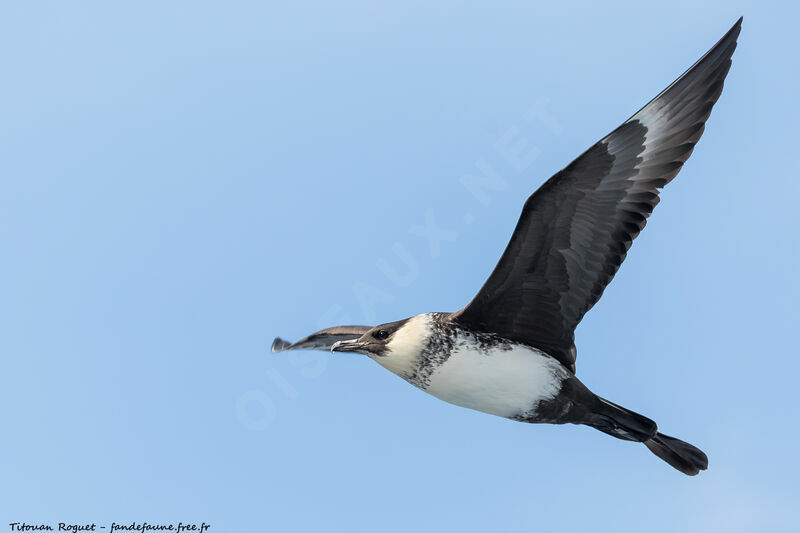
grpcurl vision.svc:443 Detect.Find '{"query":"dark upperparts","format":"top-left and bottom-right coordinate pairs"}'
top-left (451, 18), bottom-right (741, 373)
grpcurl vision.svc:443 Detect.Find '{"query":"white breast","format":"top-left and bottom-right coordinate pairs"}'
top-left (423, 344), bottom-right (564, 418)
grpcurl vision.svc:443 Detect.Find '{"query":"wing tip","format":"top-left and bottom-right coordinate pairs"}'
top-left (271, 337), bottom-right (292, 353)
top-left (720, 17), bottom-right (743, 51)
top-left (729, 16), bottom-right (743, 40)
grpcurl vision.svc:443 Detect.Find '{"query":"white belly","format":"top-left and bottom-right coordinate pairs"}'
top-left (423, 345), bottom-right (564, 418)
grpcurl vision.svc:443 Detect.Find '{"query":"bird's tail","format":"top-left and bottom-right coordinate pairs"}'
top-left (586, 397), bottom-right (658, 442)
top-left (644, 433), bottom-right (708, 476)
top-left (586, 396), bottom-right (708, 475)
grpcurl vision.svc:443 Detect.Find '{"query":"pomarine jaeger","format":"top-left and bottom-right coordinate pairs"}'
top-left (273, 18), bottom-right (742, 475)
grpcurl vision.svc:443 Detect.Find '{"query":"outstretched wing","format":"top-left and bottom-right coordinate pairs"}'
top-left (452, 18), bottom-right (741, 372)
top-left (271, 325), bottom-right (373, 353)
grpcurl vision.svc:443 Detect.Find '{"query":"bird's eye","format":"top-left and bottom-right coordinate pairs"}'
top-left (373, 330), bottom-right (389, 340)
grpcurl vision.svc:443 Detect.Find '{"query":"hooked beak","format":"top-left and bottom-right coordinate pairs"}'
top-left (330, 339), bottom-right (368, 354)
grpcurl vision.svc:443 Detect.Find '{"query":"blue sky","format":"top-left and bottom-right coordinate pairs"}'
top-left (1, 1), bottom-right (798, 532)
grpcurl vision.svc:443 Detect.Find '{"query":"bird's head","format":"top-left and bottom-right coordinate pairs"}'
top-left (331, 314), bottom-right (432, 377)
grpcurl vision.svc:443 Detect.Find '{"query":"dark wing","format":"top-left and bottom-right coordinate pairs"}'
top-left (452, 18), bottom-right (741, 372)
top-left (271, 325), bottom-right (372, 353)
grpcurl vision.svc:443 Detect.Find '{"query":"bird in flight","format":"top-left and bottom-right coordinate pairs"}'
top-left (273, 18), bottom-right (741, 475)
